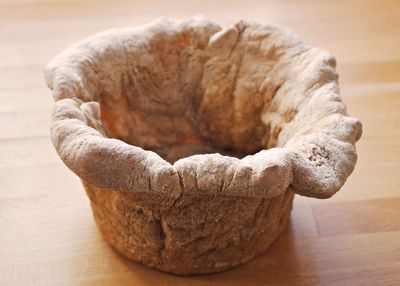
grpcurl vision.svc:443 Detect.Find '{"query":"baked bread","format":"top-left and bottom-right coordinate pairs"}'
top-left (45, 17), bottom-right (362, 275)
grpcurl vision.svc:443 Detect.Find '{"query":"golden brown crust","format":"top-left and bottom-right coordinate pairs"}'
top-left (84, 181), bottom-right (295, 275)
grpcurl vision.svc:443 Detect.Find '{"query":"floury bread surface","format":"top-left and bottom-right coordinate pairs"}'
top-left (45, 17), bottom-right (362, 274)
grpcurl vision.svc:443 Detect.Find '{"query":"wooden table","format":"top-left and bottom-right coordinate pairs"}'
top-left (1, 0), bottom-right (399, 285)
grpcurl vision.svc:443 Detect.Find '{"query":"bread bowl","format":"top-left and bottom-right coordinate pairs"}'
top-left (45, 17), bottom-right (362, 275)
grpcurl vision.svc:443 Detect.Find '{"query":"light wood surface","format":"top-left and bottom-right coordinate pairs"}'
top-left (1, 0), bottom-right (399, 285)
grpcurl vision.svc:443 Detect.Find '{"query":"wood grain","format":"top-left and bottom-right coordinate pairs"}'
top-left (312, 198), bottom-right (400, 236)
top-left (0, 0), bottom-right (399, 285)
